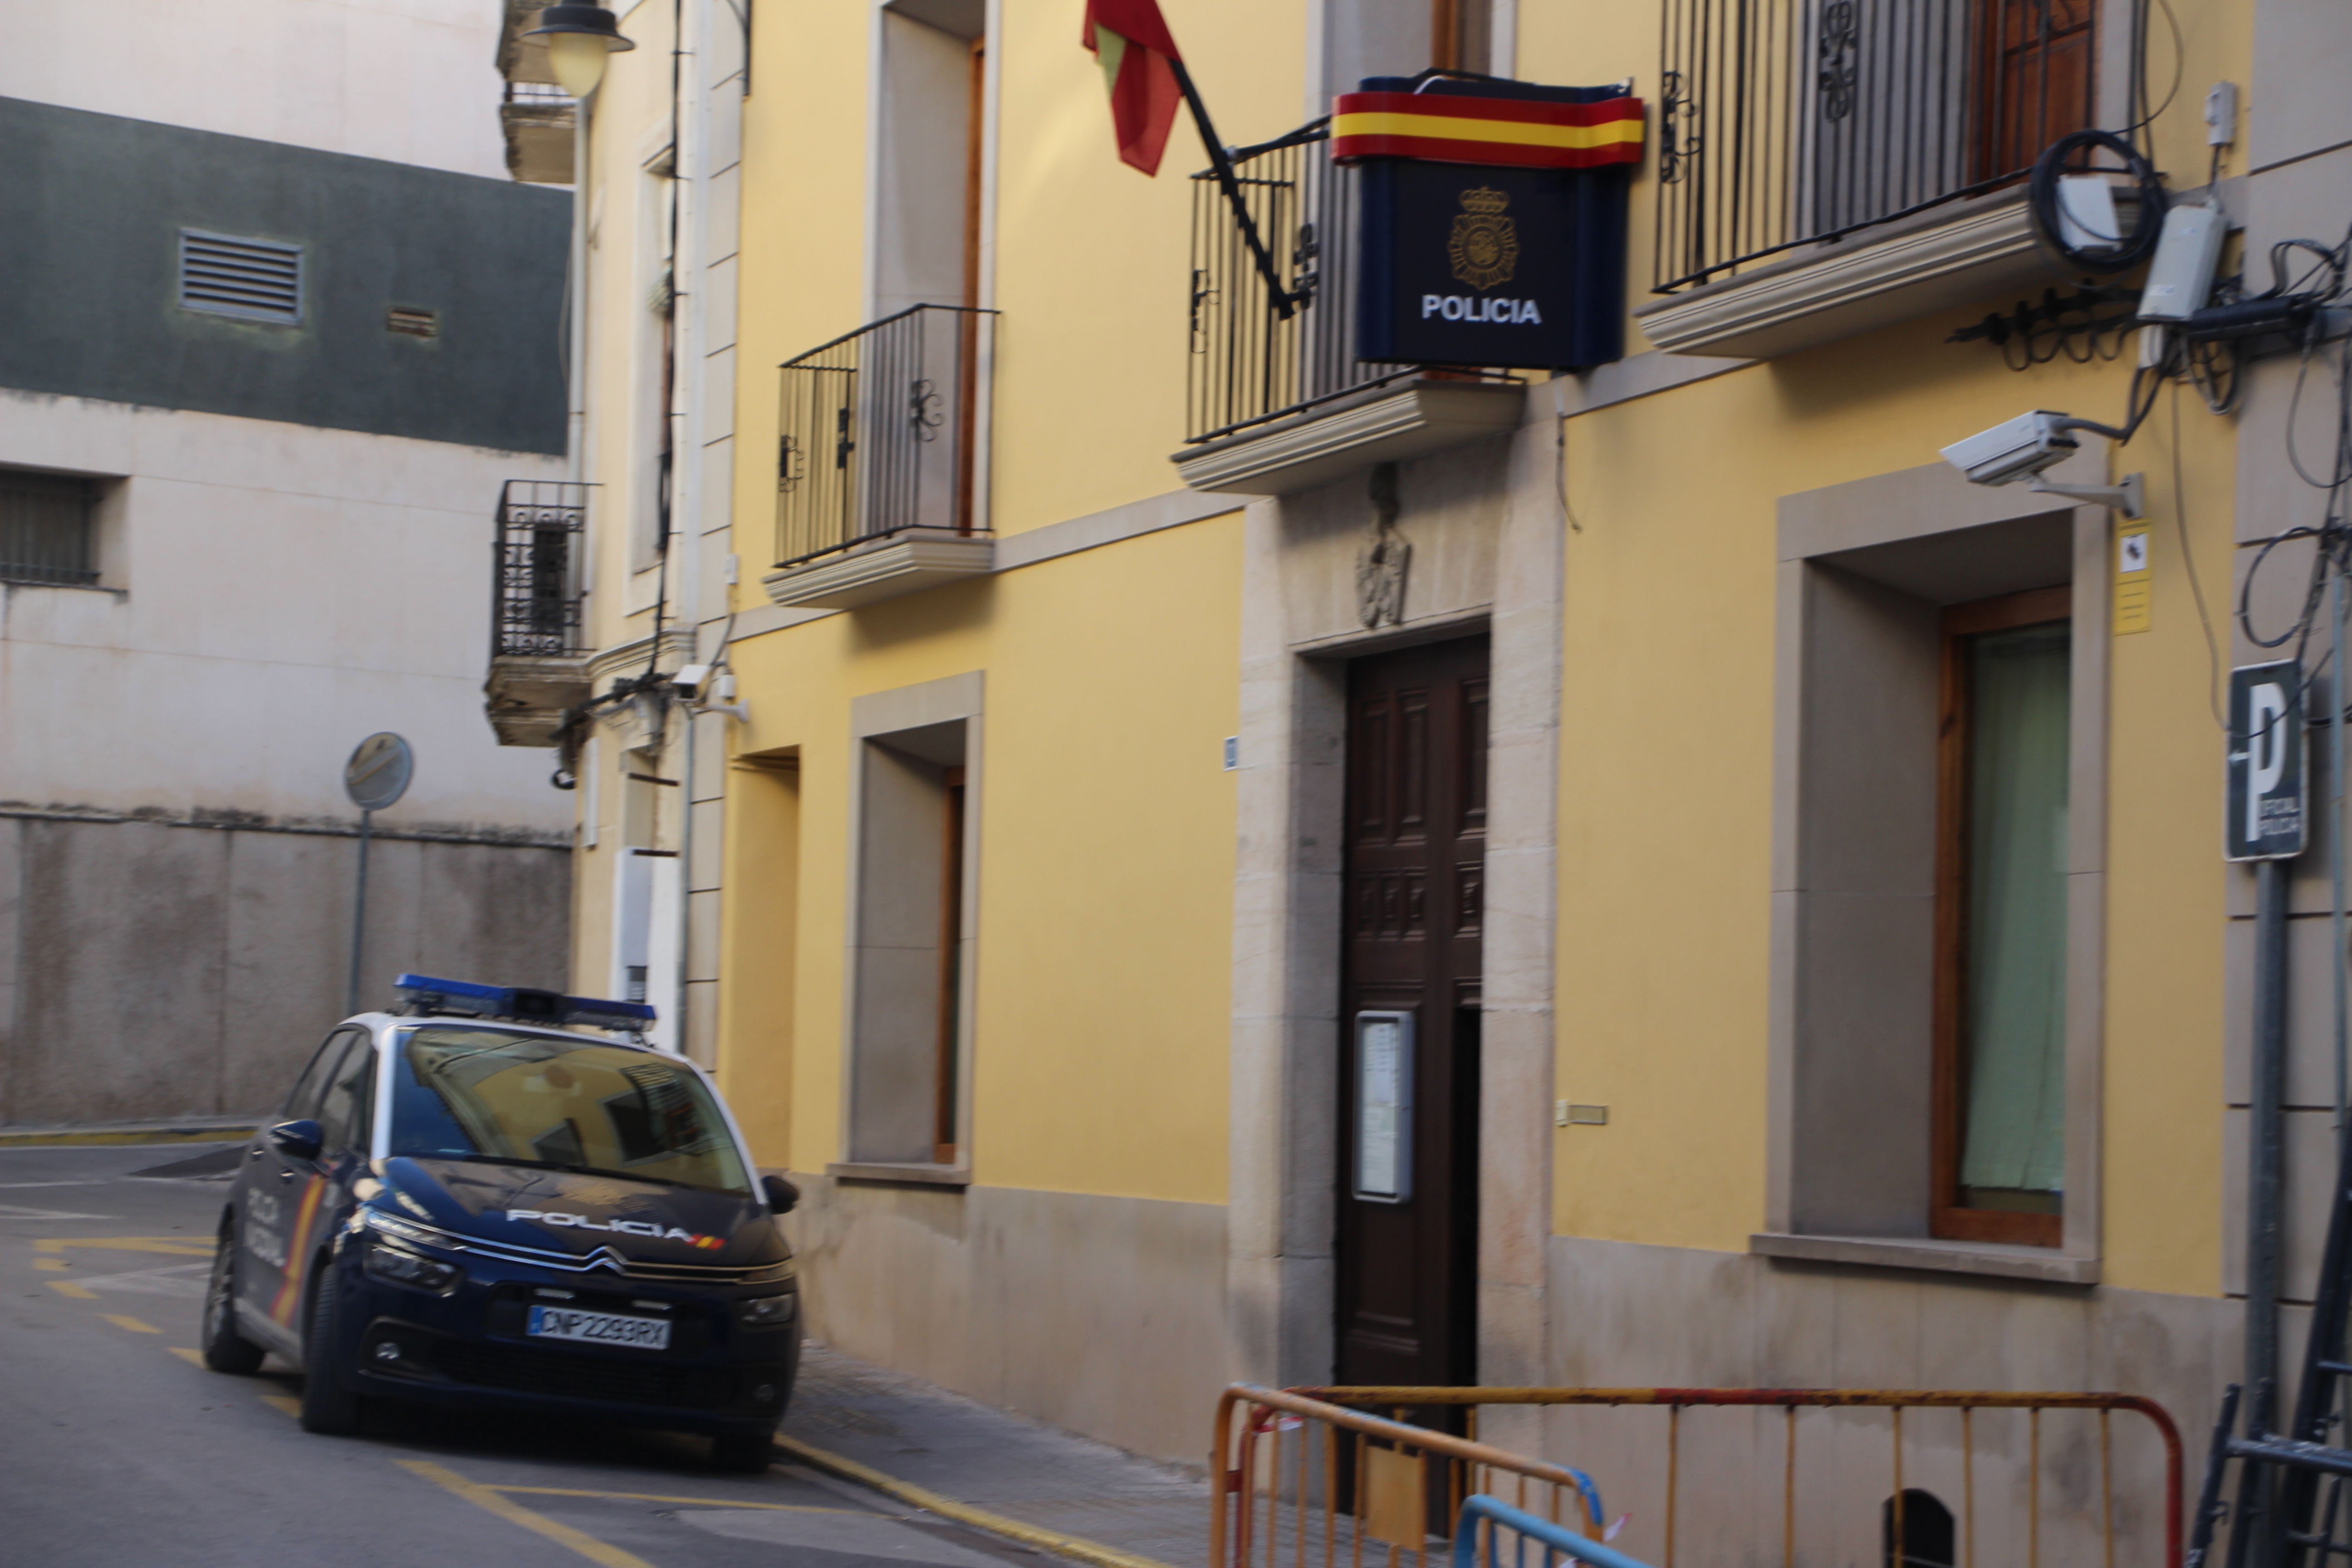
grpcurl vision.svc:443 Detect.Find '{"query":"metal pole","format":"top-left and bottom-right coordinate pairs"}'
top-left (2253, 855), bottom-right (2289, 1419)
top-left (347, 807), bottom-right (374, 1016)
top-left (2334, 571), bottom-right (2348, 1129)
top-left (2234, 855), bottom-right (2291, 1568)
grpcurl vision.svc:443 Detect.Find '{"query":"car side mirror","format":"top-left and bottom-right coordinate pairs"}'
top-left (267, 1118), bottom-right (324, 1163)
top-left (761, 1175), bottom-right (800, 1215)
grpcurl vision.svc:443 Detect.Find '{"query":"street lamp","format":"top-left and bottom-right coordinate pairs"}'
top-left (524, 4), bottom-right (636, 100)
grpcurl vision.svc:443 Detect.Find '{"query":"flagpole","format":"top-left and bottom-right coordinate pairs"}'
top-left (1168, 59), bottom-right (1297, 319)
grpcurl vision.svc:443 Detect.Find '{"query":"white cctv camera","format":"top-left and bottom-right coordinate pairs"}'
top-left (1939, 411), bottom-right (2081, 486)
top-left (1940, 409), bottom-right (2145, 518)
top-left (671, 663), bottom-right (714, 701)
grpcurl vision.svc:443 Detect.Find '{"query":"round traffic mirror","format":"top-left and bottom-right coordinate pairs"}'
top-left (344, 732), bottom-right (414, 812)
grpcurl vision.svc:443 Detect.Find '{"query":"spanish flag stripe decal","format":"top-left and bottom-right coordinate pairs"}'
top-left (1335, 92), bottom-right (1646, 128)
top-left (1333, 112), bottom-right (1642, 151)
top-left (1330, 91), bottom-right (1645, 170)
top-left (268, 1175), bottom-right (328, 1327)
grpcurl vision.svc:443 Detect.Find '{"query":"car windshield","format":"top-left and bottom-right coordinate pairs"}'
top-left (387, 1027), bottom-right (751, 1196)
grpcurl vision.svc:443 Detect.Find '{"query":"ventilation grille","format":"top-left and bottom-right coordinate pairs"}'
top-left (386, 306), bottom-right (439, 338)
top-left (179, 230), bottom-right (304, 324)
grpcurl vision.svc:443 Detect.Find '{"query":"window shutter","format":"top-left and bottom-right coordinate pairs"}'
top-left (178, 230), bottom-right (304, 324)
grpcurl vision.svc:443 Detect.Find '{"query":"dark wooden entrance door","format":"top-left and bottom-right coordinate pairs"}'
top-left (1335, 636), bottom-right (1487, 1389)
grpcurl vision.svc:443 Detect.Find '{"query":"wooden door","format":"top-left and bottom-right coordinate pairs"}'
top-left (1335, 636), bottom-right (1488, 1389)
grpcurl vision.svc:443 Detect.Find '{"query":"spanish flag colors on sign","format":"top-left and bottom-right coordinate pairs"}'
top-left (1083, 0), bottom-right (1186, 176)
top-left (1330, 90), bottom-right (1645, 169)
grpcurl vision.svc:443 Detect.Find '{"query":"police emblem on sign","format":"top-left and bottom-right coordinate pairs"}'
top-left (1447, 187), bottom-right (1518, 289)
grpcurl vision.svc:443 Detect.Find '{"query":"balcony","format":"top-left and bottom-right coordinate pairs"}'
top-left (1632, 0), bottom-right (2102, 358)
top-left (500, 81), bottom-right (577, 186)
top-left (483, 480), bottom-right (590, 748)
top-left (1174, 121), bottom-right (1524, 496)
top-left (761, 305), bottom-right (997, 611)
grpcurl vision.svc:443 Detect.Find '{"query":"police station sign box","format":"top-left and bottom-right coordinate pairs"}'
top-left (2227, 660), bottom-right (2307, 862)
top-left (1335, 77), bottom-right (1643, 371)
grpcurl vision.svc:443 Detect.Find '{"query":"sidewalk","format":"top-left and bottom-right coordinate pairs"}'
top-left (0, 1116), bottom-right (257, 1147)
top-left (779, 1341), bottom-right (1213, 1568)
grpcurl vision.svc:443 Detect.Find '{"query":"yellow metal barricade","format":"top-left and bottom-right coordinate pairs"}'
top-left (1212, 1386), bottom-right (1610, 1568)
top-left (1287, 1387), bottom-right (2187, 1568)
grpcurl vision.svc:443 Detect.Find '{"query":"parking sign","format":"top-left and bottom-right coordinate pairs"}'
top-left (2227, 661), bottom-right (2307, 861)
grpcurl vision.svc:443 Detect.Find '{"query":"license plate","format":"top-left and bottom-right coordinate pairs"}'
top-left (527, 1304), bottom-right (671, 1350)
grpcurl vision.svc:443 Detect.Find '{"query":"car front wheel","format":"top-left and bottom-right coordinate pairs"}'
top-left (298, 1262), bottom-right (364, 1436)
top-left (199, 1229), bottom-right (265, 1376)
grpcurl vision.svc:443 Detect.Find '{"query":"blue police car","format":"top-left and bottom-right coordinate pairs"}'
top-left (199, 975), bottom-right (801, 1471)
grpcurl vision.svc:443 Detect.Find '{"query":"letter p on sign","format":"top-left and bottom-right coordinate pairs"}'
top-left (2228, 660), bottom-right (2307, 861)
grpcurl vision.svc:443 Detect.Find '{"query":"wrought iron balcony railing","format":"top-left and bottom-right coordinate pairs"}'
top-left (492, 479), bottom-right (587, 659)
top-left (1186, 122), bottom-right (1427, 446)
top-left (1654, 0), bottom-right (2098, 292)
top-left (774, 304), bottom-right (995, 569)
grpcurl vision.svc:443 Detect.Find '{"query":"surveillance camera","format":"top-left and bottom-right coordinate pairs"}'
top-left (671, 663), bottom-right (713, 701)
top-left (1939, 411), bottom-right (2080, 486)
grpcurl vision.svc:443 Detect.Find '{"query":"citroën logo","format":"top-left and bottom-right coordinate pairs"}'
top-left (1447, 187), bottom-right (1519, 291)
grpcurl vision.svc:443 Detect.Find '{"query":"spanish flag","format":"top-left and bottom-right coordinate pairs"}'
top-left (1331, 90), bottom-right (1645, 170)
top-left (1083, 0), bottom-right (1185, 176)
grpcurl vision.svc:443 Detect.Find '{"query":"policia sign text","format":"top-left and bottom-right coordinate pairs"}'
top-left (1337, 78), bottom-right (1643, 371)
top-left (2228, 660), bottom-right (2307, 861)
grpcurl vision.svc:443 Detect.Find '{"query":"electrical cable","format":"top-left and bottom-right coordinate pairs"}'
top-left (2027, 130), bottom-right (2168, 274)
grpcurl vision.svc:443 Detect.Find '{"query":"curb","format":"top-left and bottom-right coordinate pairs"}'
top-left (0, 1124), bottom-right (257, 1148)
top-left (771, 1431), bottom-right (1181, 1568)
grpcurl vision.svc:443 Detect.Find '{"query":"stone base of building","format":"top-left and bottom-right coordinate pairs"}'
top-left (781, 1174), bottom-right (1230, 1466)
top-left (0, 811), bottom-right (570, 1124)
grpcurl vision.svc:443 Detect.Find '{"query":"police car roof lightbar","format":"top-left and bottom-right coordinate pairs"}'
top-left (390, 974), bottom-right (656, 1033)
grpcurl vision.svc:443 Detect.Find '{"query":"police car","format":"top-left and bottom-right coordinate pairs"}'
top-left (199, 975), bottom-right (801, 1471)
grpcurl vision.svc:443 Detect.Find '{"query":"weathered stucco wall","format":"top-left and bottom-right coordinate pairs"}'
top-left (0, 816), bottom-right (569, 1125)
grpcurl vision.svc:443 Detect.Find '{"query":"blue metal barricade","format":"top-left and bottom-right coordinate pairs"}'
top-left (1454, 1495), bottom-right (1655, 1568)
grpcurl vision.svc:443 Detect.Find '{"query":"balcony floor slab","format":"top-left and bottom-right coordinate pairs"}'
top-left (760, 530), bottom-right (995, 611)
top-left (1173, 379), bottom-right (1527, 496)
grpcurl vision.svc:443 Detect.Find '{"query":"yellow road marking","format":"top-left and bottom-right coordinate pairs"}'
top-left (45, 1279), bottom-right (97, 1299)
top-left (36, 1237), bottom-right (211, 1257)
top-left (773, 1432), bottom-right (1182, 1568)
top-left (397, 1460), bottom-right (659, 1568)
top-left (170, 1348), bottom-right (204, 1368)
top-left (491, 1482), bottom-right (850, 1513)
top-left (34, 1258), bottom-right (67, 1272)
top-left (103, 1313), bottom-right (160, 1334)
top-left (260, 1394), bottom-right (301, 1417)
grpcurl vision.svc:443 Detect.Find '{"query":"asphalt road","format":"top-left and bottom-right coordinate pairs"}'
top-left (0, 1141), bottom-right (1044, 1568)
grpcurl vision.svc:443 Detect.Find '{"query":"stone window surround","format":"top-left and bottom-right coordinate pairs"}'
top-left (1758, 459), bottom-right (2112, 1287)
top-left (1227, 407), bottom-right (1566, 1398)
top-left (830, 669), bottom-right (985, 1189)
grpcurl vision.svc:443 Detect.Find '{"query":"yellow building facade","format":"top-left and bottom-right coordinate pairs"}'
top-left (486, 0), bottom-right (2348, 1544)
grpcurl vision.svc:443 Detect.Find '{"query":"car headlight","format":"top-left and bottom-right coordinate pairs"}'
top-left (735, 1293), bottom-right (797, 1328)
top-left (363, 1242), bottom-right (462, 1294)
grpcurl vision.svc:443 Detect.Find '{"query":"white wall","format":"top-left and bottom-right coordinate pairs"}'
top-left (0, 389), bottom-right (569, 834)
top-left (0, 0), bottom-right (510, 180)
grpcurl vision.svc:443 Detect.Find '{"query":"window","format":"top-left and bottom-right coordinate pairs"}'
top-left (839, 672), bottom-right (982, 1176)
top-left (178, 229), bottom-right (304, 325)
top-left (1764, 471), bottom-right (2106, 1277)
top-left (283, 1030), bottom-right (359, 1119)
top-left (1430, 0), bottom-right (1491, 74)
top-left (0, 468), bottom-right (98, 587)
top-left (1659, 0), bottom-right (2102, 291)
top-left (1933, 588), bottom-right (2072, 1246)
top-left (315, 1036), bottom-right (378, 1158)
